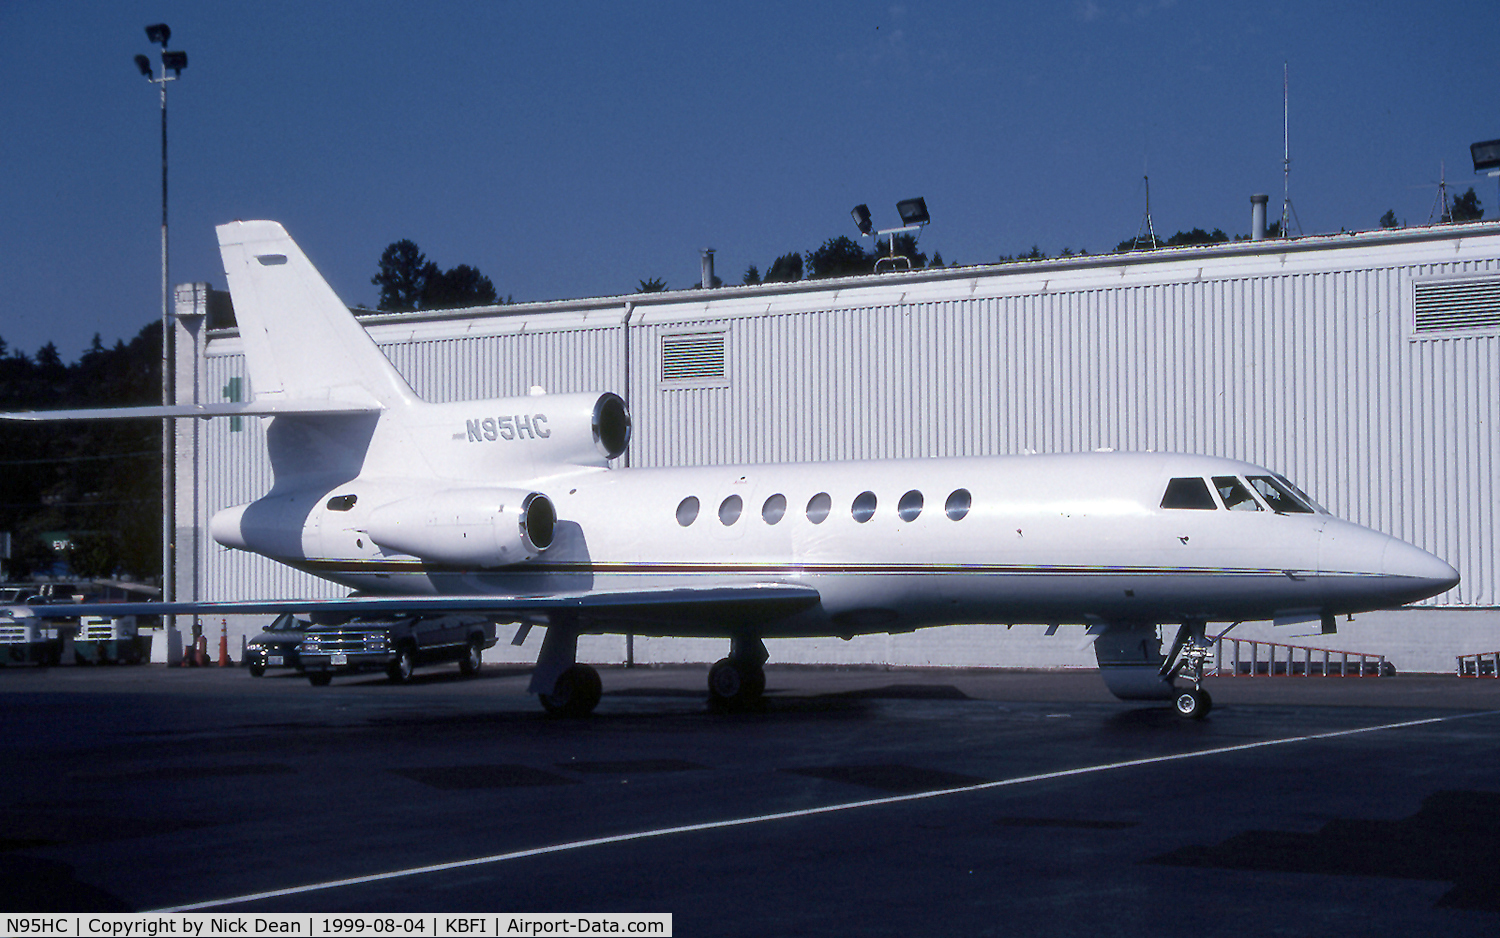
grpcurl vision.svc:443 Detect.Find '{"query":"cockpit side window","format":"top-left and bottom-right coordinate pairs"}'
top-left (1161, 477), bottom-right (1217, 510)
top-left (1213, 476), bottom-right (1263, 511)
top-left (1248, 475), bottom-right (1316, 514)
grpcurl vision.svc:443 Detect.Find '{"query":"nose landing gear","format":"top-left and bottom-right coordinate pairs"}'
top-left (1165, 620), bottom-right (1213, 720)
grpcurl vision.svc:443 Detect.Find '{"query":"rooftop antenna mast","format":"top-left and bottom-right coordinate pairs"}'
top-left (1427, 160), bottom-right (1452, 224)
top-left (1281, 61), bottom-right (1302, 238)
top-left (1133, 163), bottom-right (1159, 251)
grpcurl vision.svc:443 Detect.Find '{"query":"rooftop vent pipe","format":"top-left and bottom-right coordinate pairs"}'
top-left (700, 248), bottom-right (716, 289)
top-left (1250, 194), bottom-right (1269, 241)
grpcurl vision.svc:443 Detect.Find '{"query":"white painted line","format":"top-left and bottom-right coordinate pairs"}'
top-left (154, 709), bottom-right (1500, 912)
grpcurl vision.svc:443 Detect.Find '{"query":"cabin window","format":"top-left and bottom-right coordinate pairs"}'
top-left (762, 494), bottom-right (787, 525)
top-left (851, 491), bottom-right (877, 523)
top-left (898, 490), bottom-right (923, 522)
top-left (1248, 475), bottom-right (1316, 514)
top-left (326, 494), bottom-right (357, 511)
top-left (719, 494), bottom-right (743, 526)
top-left (676, 496), bottom-right (700, 526)
top-left (1213, 476), bottom-right (1263, 511)
top-left (945, 489), bottom-right (972, 521)
top-left (806, 492), bottom-right (832, 524)
top-left (1161, 478), bottom-right (1217, 510)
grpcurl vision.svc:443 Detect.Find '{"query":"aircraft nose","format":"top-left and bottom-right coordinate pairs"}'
top-left (1380, 536), bottom-right (1460, 603)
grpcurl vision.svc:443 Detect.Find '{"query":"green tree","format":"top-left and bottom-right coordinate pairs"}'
top-left (742, 264), bottom-right (762, 285)
top-left (1450, 187), bottom-right (1484, 223)
top-left (637, 278), bottom-right (667, 293)
top-left (807, 236), bottom-right (873, 278)
top-left (764, 252), bottom-right (803, 283)
top-left (372, 240), bottom-right (431, 312)
top-left (422, 264), bottom-right (498, 309)
top-left (1379, 209), bottom-right (1400, 229)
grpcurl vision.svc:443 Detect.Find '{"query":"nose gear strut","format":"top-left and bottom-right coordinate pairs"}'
top-left (1163, 620), bottom-right (1213, 719)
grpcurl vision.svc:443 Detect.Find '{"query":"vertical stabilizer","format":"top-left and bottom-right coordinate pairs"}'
top-left (216, 220), bottom-right (418, 410)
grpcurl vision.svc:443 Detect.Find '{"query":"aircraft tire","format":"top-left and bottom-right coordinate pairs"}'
top-left (459, 637), bottom-right (483, 676)
top-left (308, 672), bottom-right (332, 687)
top-left (540, 664), bottom-right (602, 717)
top-left (1174, 688), bottom-right (1211, 720)
top-left (708, 659), bottom-right (765, 710)
top-left (388, 645), bottom-right (416, 684)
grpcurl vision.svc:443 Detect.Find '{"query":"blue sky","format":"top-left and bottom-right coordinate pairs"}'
top-left (2, 1), bottom-right (1497, 358)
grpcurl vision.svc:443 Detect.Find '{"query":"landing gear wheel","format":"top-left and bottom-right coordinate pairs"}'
top-left (308, 672), bottom-right (332, 687)
top-left (459, 638), bottom-right (483, 676)
top-left (540, 664), bottom-right (602, 716)
top-left (708, 658), bottom-right (766, 710)
top-left (387, 646), bottom-right (416, 684)
top-left (1174, 687), bottom-right (1212, 720)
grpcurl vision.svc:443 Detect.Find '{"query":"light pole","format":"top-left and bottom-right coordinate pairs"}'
top-left (136, 25), bottom-right (186, 657)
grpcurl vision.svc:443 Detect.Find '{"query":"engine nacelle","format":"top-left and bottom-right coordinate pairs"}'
top-left (366, 488), bottom-right (555, 568)
top-left (456, 391), bottom-right (631, 469)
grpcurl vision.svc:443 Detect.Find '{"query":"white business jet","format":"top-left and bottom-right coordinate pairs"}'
top-left (1, 221), bottom-right (1459, 719)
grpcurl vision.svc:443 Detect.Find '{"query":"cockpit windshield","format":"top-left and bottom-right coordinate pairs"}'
top-left (1247, 475), bottom-right (1318, 514)
top-left (1213, 476), bottom-right (1262, 511)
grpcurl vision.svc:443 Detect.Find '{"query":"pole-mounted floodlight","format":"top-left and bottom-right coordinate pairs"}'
top-left (896, 197), bottom-right (930, 227)
top-left (1471, 139), bottom-right (1500, 174)
top-left (851, 197), bottom-right (932, 272)
top-left (851, 204), bottom-right (873, 237)
top-left (136, 23), bottom-right (188, 655)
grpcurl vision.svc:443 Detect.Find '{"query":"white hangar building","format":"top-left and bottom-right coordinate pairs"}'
top-left (170, 220), bottom-right (1500, 673)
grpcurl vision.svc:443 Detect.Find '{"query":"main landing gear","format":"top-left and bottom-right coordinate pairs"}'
top-left (540, 663), bottom-right (603, 717)
top-left (708, 637), bottom-right (768, 711)
top-left (528, 620), bottom-right (771, 716)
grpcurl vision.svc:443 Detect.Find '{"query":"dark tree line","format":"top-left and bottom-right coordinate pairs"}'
top-left (0, 325), bottom-right (162, 581)
top-left (371, 240), bottom-right (504, 312)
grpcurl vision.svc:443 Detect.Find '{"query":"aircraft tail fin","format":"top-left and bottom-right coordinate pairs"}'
top-left (216, 220), bottom-right (419, 411)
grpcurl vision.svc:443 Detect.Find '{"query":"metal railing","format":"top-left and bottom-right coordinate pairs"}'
top-left (1211, 637), bottom-right (1390, 677)
top-left (1456, 652), bottom-right (1500, 678)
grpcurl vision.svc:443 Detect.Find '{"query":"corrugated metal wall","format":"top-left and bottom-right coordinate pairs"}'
top-left (186, 226), bottom-right (1500, 611)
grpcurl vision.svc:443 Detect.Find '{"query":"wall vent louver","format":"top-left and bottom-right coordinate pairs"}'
top-left (1414, 278), bottom-right (1500, 333)
top-left (661, 332), bottom-right (727, 383)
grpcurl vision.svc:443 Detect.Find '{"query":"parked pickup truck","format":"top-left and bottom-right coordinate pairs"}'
top-left (296, 614), bottom-right (498, 686)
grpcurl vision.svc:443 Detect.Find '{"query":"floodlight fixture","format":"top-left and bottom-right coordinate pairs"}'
top-left (851, 204), bottom-right (873, 236)
top-left (146, 23), bottom-right (171, 46)
top-left (135, 54), bottom-right (153, 78)
top-left (162, 50), bottom-right (188, 76)
top-left (896, 197), bottom-right (930, 227)
top-left (1471, 139), bottom-right (1500, 175)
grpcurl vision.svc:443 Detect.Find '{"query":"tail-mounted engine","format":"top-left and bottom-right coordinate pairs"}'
top-left (457, 391), bottom-right (631, 469)
top-left (366, 488), bottom-right (556, 568)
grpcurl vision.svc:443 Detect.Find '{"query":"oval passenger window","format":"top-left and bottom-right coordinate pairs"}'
top-left (945, 489), bottom-right (972, 521)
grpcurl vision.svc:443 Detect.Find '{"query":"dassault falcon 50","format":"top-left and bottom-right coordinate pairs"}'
top-left (0, 220), bottom-right (1459, 718)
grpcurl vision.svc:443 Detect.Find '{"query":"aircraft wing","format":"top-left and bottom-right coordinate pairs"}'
top-left (0, 400), bottom-right (382, 422)
top-left (3, 582), bottom-right (821, 627)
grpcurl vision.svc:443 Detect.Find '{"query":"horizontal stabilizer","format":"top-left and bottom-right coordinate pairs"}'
top-left (5, 582), bottom-right (821, 626)
top-left (0, 400), bottom-right (384, 422)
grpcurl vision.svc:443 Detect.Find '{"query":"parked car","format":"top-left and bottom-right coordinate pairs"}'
top-left (245, 612), bottom-right (311, 677)
top-left (297, 614), bottom-right (497, 686)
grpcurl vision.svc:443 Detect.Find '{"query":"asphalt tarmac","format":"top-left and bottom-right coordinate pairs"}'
top-left (2, 660), bottom-right (1499, 936)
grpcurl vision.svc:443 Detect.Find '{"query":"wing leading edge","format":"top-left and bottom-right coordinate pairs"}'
top-left (4, 582), bottom-right (822, 627)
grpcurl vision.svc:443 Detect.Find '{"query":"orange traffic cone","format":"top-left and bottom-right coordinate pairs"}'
top-left (218, 619), bottom-right (230, 667)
